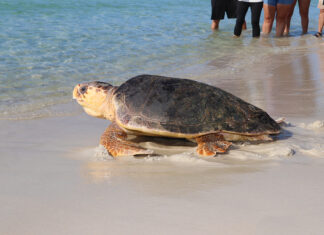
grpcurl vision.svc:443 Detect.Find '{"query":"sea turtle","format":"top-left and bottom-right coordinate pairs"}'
top-left (73, 75), bottom-right (280, 157)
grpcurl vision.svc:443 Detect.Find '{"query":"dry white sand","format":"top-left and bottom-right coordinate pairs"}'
top-left (1, 40), bottom-right (324, 235)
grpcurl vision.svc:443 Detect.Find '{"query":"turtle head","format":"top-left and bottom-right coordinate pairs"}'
top-left (73, 81), bottom-right (115, 119)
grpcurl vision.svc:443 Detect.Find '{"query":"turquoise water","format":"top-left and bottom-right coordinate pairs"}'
top-left (0, 0), bottom-right (321, 119)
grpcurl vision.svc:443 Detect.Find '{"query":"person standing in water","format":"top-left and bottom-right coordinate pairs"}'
top-left (284, 0), bottom-right (311, 35)
top-left (233, 0), bottom-right (263, 37)
top-left (315, 0), bottom-right (324, 37)
top-left (262, 0), bottom-right (294, 37)
top-left (211, 0), bottom-right (246, 30)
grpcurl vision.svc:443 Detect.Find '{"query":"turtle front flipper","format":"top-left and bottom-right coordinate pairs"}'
top-left (195, 133), bottom-right (232, 156)
top-left (100, 123), bottom-right (153, 157)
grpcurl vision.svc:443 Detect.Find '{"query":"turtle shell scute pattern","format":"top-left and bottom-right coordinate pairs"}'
top-left (114, 75), bottom-right (280, 135)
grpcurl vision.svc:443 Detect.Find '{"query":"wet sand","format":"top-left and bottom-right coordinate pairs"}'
top-left (1, 39), bottom-right (324, 235)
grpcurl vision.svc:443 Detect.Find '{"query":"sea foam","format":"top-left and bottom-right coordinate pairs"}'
top-left (86, 119), bottom-right (324, 161)
top-left (298, 120), bottom-right (324, 130)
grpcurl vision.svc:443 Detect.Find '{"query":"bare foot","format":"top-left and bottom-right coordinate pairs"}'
top-left (211, 20), bottom-right (220, 30)
top-left (242, 21), bottom-right (247, 30)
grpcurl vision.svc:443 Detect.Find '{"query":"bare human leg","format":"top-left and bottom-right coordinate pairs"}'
top-left (276, 4), bottom-right (292, 37)
top-left (211, 19), bottom-right (220, 30)
top-left (284, 0), bottom-right (297, 35)
top-left (298, 0), bottom-right (311, 34)
top-left (262, 4), bottom-right (276, 34)
top-left (316, 9), bottom-right (324, 36)
top-left (242, 21), bottom-right (247, 30)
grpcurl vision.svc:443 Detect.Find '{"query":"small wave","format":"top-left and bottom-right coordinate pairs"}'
top-left (228, 143), bottom-right (295, 160)
top-left (281, 120), bottom-right (324, 158)
top-left (299, 145), bottom-right (324, 158)
top-left (91, 143), bottom-right (295, 164)
top-left (79, 119), bottom-right (324, 163)
top-left (298, 120), bottom-right (324, 130)
top-left (91, 146), bottom-right (224, 166)
top-left (142, 152), bottom-right (226, 166)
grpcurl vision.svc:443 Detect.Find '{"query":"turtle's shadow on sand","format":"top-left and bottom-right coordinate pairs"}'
top-left (131, 135), bottom-right (196, 147)
top-left (274, 128), bottom-right (293, 141)
top-left (131, 135), bottom-right (197, 157)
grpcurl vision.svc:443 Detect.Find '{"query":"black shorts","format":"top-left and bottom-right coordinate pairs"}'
top-left (211, 0), bottom-right (238, 20)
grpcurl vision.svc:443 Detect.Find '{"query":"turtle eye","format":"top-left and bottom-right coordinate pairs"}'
top-left (79, 86), bottom-right (87, 94)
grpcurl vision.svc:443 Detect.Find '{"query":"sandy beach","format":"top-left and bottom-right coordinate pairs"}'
top-left (1, 35), bottom-right (324, 234)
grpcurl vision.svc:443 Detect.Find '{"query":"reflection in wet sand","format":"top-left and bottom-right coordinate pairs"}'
top-left (264, 52), bottom-right (316, 117)
top-left (83, 156), bottom-right (262, 195)
top-left (203, 36), bottom-right (322, 119)
top-left (316, 44), bottom-right (324, 112)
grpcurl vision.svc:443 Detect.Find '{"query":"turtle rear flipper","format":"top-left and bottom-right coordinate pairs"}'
top-left (196, 133), bottom-right (232, 156)
top-left (100, 123), bottom-right (153, 157)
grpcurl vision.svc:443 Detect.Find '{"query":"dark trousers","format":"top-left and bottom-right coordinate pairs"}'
top-left (234, 1), bottom-right (263, 37)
